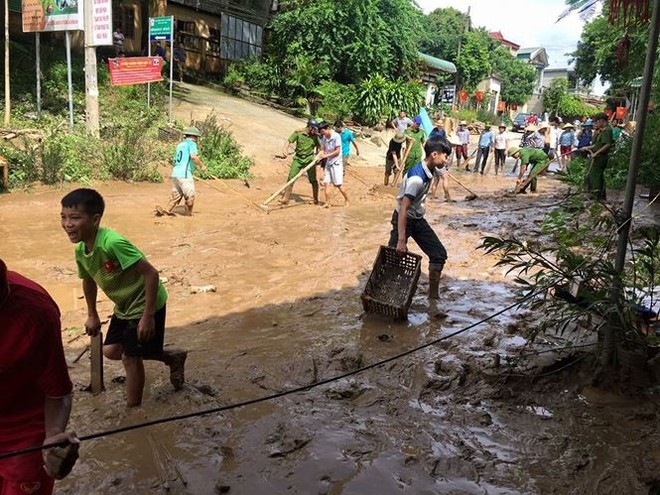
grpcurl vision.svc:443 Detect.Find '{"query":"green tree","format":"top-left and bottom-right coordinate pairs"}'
top-left (570, 6), bottom-right (649, 93)
top-left (542, 78), bottom-right (594, 121)
top-left (490, 47), bottom-right (537, 107)
top-left (543, 78), bottom-right (568, 115)
top-left (456, 29), bottom-right (492, 91)
top-left (418, 7), bottom-right (469, 61)
top-left (268, 0), bottom-right (422, 85)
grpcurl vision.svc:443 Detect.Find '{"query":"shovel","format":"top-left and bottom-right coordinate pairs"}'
top-left (260, 159), bottom-right (319, 210)
top-left (447, 173), bottom-right (478, 201)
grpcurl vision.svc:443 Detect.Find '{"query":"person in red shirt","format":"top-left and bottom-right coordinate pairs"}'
top-left (0, 259), bottom-right (79, 495)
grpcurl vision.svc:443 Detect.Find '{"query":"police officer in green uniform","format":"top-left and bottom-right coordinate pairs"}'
top-left (583, 112), bottom-right (613, 200)
top-left (508, 146), bottom-right (549, 194)
top-left (281, 119), bottom-right (321, 204)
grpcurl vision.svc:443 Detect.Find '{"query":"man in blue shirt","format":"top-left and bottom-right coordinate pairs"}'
top-left (473, 125), bottom-right (494, 174)
top-left (334, 121), bottom-right (360, 167)
top-left (166, 126), bottom-right (207, 215)
top-left (388, 137), bottom-right (451, 299)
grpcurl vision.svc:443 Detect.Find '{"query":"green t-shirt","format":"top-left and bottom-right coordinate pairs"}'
top-left (75, 227), bottom-right (167, 319)
top-left (593, 124), bottom-right (614, 155)
top-left (519, 147), bottom-right (549, 167)
top-left (289, 130), bottom-right (319, 163)
top-left (405, 127), bottom-right (426, 156)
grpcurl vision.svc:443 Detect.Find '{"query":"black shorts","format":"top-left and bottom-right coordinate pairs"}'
top-left (105, 305), bottom-right (166, 357)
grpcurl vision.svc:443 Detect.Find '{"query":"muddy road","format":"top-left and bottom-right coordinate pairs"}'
top-left (2, 85), bottom-right (659, 494)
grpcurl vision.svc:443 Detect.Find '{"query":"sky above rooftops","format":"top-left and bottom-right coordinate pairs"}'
top-left (416, 0), bottom-right (595, 70)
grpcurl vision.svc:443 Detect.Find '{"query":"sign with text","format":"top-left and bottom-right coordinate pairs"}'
top-left (89, 0), bottom-right (112, 46)
top-left (22, 0), bottom-right (84, 32)
top-left (441, 86), bottom-right (455, 105)
top-left (108, 57), bottom-right (164, 86)
top-left (149, 16), bottom-right (173, 41)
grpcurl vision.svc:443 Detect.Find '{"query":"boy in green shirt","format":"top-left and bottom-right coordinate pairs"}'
top-left (61, 188), bottom-right (186, 407)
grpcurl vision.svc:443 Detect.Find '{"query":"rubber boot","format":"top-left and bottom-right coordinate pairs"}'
top-left (428, 269), bottom-right (442, 299)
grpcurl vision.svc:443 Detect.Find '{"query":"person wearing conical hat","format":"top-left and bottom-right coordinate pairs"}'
top-left (493, 123), bottom-right (508, 175)
top-left (167, 126), bottom-right (207, 215)
top-left (558, 123), bottom-right (576, 171)
top-left (455, 121), bottom-right (470, 169)
top-left (384, 131), bottom-right (406, 186)
top-left (526, 124), bottom-right (545, 150)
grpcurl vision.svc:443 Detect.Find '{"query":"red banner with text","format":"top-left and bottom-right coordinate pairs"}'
top-left (108, 57), bottom-right (164, 86)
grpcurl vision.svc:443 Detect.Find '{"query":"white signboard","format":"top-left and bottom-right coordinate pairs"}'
top-left (22, 0), bottom-right (84, 32)
top-left (88, 0), bottom-right (113, 46)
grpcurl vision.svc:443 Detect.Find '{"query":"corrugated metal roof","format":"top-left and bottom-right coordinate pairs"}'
top-left (418, 52), bottom-right (456, 74)
top-left (168, 0), bottom-right (271, 25)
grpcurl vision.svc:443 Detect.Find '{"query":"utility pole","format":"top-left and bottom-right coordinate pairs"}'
top-left (84, 0), bottom-right (100, 137)
top-left (4, 0), bottom-right (10, 126)
top-left (453, 6), bottom-right (470, 110)
top-left (601, 0), bottom-right (660, 366)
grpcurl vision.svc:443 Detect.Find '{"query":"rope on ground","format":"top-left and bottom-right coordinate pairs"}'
top-left (199, 177), bottom-right (264, 213)
top-left (345, 167), bottom-right (371, 187)
top-left (0, 287), bottom-right (543, 461)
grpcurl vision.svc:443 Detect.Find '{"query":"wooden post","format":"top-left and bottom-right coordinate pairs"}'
top-left (90, 332), bottom-right (104, 394)
top-left (83, 0), bottom-right (100, 137)
top-left (201, 36), bottom-right (207, 76)
top-left (65, 31), bottom-right (74, 129)
top-left (4, 0), bottom-right (10, 126)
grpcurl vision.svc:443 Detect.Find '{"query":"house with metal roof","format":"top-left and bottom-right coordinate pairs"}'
top-left (418, 52), bottom-right (457, 107)
top-left (111, 0), bottom-right (273, 74)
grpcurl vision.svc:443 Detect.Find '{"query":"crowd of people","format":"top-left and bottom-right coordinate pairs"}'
top-left (378, 109), bottom-right (635, 199)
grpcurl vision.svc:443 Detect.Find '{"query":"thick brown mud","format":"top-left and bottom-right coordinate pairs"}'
top-left (2, 85), bottom-right (660, 494)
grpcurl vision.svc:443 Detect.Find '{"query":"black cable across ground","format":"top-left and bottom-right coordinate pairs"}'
top-left (0, 288), bottom-right (539, 461)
